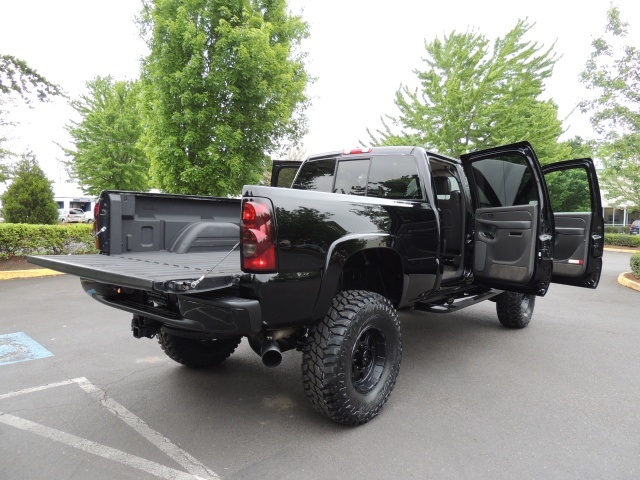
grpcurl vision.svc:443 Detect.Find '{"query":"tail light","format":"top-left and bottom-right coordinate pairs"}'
top-left (241, 198), bottom-right (276, 272)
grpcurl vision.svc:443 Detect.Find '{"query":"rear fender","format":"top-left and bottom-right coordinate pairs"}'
top-left (311, 234), bottom-right (400, 319)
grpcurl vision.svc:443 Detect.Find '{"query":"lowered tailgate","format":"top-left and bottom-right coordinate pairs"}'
top-left (28, 250), bottom-right (244, 293)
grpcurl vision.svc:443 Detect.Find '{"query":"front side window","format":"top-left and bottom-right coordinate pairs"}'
top-left (470, 155), bottom-right (538, 208)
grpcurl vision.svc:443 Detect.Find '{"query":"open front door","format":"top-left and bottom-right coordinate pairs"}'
top-left (271, 160), bottom-right (302, 188)
top-left (542, 158), bottom-right (603, 288)
top-left (460, 142), bottom-right (554, 295)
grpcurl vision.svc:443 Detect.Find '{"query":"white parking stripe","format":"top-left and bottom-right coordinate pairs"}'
top-left (0, 412), bottom-right (208, 480)
top-left (0, 378), bottom-right (78, 400)
top-left (74, 378), bottom-right (219, 480)
top-left (0, 377), bottom-right (221, 480)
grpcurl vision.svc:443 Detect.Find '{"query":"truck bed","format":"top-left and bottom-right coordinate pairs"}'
top-left (28, 250), bottom-right (243, 293)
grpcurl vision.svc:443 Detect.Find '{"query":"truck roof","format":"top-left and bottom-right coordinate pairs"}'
top-left (305, 146), bottom-right (460, 165)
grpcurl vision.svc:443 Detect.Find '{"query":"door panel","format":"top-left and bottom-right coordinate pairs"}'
top-left (460, 142), bottom-right (553, 295)
top-left (542, 159), bottom-right (603, 288)
top-left (552, 213), bottom-right (591, 277)
top-left (474, 205), bottom-right (537, 283)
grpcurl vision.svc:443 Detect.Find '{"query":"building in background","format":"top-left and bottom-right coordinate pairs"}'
top-left (53, 182), bottom-right (96, 213)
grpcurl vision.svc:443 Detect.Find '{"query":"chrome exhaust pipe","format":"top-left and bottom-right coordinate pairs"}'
top-left (261, 339), bottom-right (282, 368)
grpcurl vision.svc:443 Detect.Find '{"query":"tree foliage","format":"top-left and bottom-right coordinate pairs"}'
top-left (139, 0), bottom-right (311, 196)
top-left (580, 5), bottom-right (640, 209)
top-left (0, 54), bottom-right (63, 104)
top-left (0, 102), bottom-right (12, 181)
top-left (367, 21), bottom-right (568, 164)
top-left (0, 151), bottom-right (58, 224)
top-left (63, 76), bottom-right (149, 195)
top-left (0, 55), bottom-right (63, 182)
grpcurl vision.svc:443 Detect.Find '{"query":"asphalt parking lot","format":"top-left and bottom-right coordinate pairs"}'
top-left (1, 250), bottom-right (638, 479)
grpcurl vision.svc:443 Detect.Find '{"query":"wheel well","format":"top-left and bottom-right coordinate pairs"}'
top-left (339, 249), bottom-right (403, 306)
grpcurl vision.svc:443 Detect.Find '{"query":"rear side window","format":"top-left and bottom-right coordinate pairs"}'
top-left (292, 154), bottom-right (423, 201)
top-left (544, 167), bottom-right (591, 212)
top-left (368, 156), bottom-right (422, 200)
top-left (292, 158), bottom-right (336, 192)
top-left (334, 159), bottom-right (369, 195)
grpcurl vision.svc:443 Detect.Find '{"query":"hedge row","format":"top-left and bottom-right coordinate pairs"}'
top-left (0, 223), bottom-right (98, 260)
top-left (605, 226), bottom-right (632, 234)
top-left (632, 253), bottom-right (640, 279)
top-left (604, 233), bottom-right (640, 248)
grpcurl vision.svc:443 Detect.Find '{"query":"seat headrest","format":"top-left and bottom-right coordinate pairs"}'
top-left (434, 176), bottom-right (451, 195)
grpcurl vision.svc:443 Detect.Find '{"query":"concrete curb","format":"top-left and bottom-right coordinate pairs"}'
top-left (618, 272), bottom-right (640, 292)
top-left (0, 269), bottom-right (65, 281)
top-left (604, 247), bottom-right (639, 254)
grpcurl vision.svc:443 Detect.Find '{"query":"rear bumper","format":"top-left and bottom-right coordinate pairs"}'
top-left (81, 279), bottom-right (262, 336)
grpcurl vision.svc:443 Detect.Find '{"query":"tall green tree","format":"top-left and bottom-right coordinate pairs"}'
top-left (580, 5), bottom-right (640, 210)
top-left (0, 150), bottom-right (58, 224)
top-left (0, 54), bottom-right (63, 182)
top-left (367, 21), bottom-right (568, 164)
top-left (63, 76), bottom-right (149, 195)
top-left (140, 0), bottom-right (311, 196)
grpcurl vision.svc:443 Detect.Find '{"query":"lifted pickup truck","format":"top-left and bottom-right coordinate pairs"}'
top-left (29, 142), bottom-right (603, 425)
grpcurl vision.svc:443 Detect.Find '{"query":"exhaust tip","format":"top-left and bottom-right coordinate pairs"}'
top-left (261, 339), bottom-right (282, 368)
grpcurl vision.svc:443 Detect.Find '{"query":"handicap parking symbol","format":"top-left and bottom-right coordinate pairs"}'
top-left (0, 332), bottom-right (53, 366)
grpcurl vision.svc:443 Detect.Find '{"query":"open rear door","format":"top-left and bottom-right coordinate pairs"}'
top-left (460, 142), bottom-right (554, 296)
top-left (271, 160), bottom-right (302, 188)
top-left (542, 158), bottom-right (603, 288)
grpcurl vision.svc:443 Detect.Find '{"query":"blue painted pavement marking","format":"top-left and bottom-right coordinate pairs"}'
top-left (0, 332), bottom-right (53, 366)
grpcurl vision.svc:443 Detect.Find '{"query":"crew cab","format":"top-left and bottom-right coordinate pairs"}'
top-left (29, 142), bottom-right (603, 425)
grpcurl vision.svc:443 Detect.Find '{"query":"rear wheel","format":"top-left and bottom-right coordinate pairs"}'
top-left (302, 290), bottom-right (402, 426)
top-left (496, 291), bottom-right (535, 329)
top-left (158, 329), bottom-right (241, 368)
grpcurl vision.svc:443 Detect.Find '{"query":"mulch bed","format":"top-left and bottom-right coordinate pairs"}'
top-left (0, 257), bottom-right (41, 271)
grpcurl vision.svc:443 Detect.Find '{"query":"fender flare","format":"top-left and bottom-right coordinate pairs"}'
top-left (311, 233), bottom-right (402, 320)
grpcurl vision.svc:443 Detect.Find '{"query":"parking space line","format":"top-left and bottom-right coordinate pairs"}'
top-left (0, 412), bottom-right (209, 480)
top-left (0, 378), bottom-right (78, 400)
top-left (75, 378), bottom-right (219, 480)
top-left (0, 377), bottom-right (220, 480)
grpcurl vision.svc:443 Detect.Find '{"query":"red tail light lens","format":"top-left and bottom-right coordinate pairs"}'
top-left (241, 198), bottom-right (276, 272)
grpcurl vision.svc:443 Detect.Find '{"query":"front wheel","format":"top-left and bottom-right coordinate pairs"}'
top-left (302, 290), bottom-right (402, 426)
top-left (496, 291), bottom-right (536, 329)
top-left (158, 330), bottom-right (242, 368)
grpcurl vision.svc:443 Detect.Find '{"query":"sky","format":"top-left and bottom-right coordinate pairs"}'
top-left (1, 0), bottom-right (639, 185)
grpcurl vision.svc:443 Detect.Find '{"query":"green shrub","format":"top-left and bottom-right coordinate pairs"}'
top-left (0, 223), bottom-right (98, 260)
top-left (632, 253), bottom-right (640, 280)
top-left (604, 233), bottom-right (640, 248)
top-left (604, 225), bottom-right (629, 234)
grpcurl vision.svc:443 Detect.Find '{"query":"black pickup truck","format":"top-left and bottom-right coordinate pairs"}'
top-left (29, 142), bottom-right (604, 425)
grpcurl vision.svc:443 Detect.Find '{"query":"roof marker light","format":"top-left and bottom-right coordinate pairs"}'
top-left (343, 148), bottom-right (373, 155)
